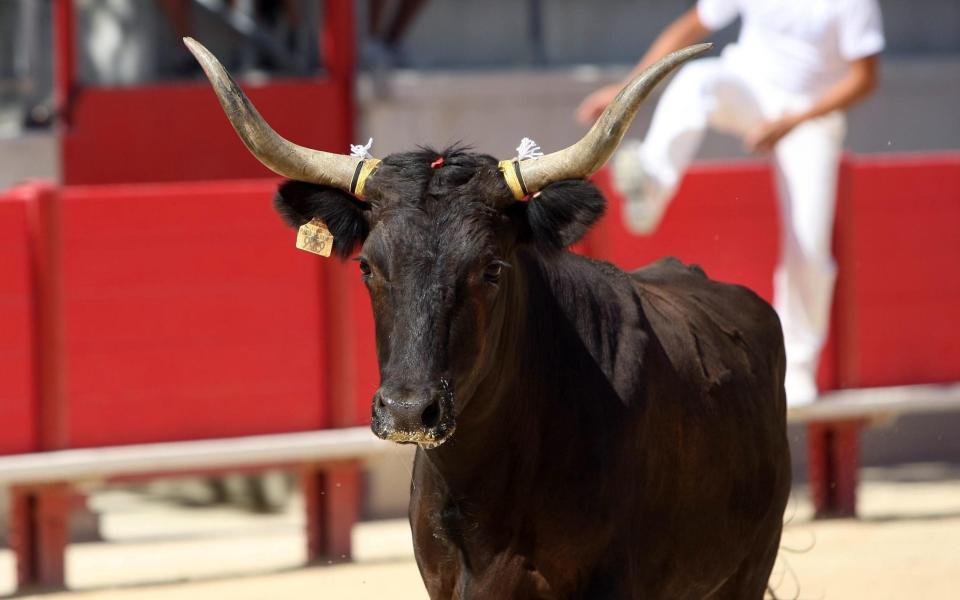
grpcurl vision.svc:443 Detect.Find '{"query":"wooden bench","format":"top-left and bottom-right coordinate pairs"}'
top-left (0, 427), bottom-right (393, 592)
top-left (788, 383), bottom-right (960, 518)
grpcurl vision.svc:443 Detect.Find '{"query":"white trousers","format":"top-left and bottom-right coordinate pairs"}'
top-left (637, 50), bottom-right (845, 406)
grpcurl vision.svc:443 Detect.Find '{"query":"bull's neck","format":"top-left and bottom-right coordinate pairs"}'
top-left (423, 246), bottom-right (637, 491)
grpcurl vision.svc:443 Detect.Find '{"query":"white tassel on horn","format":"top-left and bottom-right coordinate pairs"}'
top-left (516, 137), bottom-right (543, 161)
top-left (350, 137), bottom-right (375, 159)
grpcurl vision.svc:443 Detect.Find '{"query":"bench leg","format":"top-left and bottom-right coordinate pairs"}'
top-left (302, 461), bottom-right (361, 564)
top-left (807, 421), bottom-right (863, 518)
top-left (10, 484), bottom-right (71, 592)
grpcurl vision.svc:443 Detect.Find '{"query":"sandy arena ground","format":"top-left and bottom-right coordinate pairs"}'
top-left (3, 465), bottom-right (959, 599)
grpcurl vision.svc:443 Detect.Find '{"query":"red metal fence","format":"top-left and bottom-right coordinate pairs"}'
top-left (1, 179), bottom-right (364, 590)
top-left (833, 155), bottom-right (960, 388)
top-left (59, 181), bottom-right (333, 446)
top-left (3, 153), bottom-right (959, 457)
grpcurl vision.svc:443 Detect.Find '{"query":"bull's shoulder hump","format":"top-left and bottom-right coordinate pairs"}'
top-left (631, 257), bottom-right (767, 314)
top-left (630, 256), bottom-right (708, 284)
top-left (630, 257), bottom-right (782, 353)
top-left (629, 258), bottom-right (784, 399)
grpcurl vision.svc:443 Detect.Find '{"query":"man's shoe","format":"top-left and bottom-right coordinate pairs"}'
top-left (612, 140), bottom-right (668, 235)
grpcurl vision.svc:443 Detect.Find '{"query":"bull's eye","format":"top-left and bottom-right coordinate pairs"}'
top-left (358, 258), bottom-right (372, 279)
top-left (483, 261), bottom-right (503, 285)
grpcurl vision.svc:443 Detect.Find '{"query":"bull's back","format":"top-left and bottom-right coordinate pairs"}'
top-left (622, 257), bottom-right (790, 597)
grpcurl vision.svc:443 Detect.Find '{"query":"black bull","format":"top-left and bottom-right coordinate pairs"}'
top-left (275, 149), bottom-right (791, 599)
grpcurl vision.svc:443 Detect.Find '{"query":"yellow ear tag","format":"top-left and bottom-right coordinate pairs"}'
top-left (295, 218), bottom-right (334, 257)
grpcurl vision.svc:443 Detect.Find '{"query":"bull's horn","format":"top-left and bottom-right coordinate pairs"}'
top-left (184, 37), bottom-right (380, 198)
top-left (498, 43), bottom-right (712, 200)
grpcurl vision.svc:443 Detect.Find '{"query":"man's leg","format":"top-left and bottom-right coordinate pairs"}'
top-left (771, 112), bottom-right (846, 406)
top-left (616, 57), bottom-right (762, 234)
top-left (612, 58), bottom-right (717, 233)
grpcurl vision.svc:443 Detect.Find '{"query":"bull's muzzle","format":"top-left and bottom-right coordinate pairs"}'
top-left (371, 383), bottom-right (455, 449)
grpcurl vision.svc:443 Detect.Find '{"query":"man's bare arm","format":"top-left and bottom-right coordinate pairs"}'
top-left (745, 55), bottom-right (880, 153)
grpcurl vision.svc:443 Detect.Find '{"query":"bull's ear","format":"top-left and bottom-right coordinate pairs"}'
top-left (274, 180), bottom-right (370, 259)
top-left (524, 179), bottom-right (606, 248)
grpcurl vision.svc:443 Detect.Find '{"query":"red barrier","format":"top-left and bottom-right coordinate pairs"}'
top-left (834, 154), bottom-right (960, 388)
top-left (5, 156), bottom-right (960, 451)
top-left (3, 183), bottom-right (72, 590)
top-left (58, 180), bottom-right (330, 446)
top-left (0, 188), bottom-right (39, 455)
top-left (6, 179), bottom-right (369, 590)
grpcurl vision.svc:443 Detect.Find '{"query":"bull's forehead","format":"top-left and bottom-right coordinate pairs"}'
top-left (365, 202), bottom-right (499, 273)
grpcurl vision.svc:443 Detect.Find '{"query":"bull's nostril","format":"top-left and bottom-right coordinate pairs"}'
top-left (420, 402), bottom-right (441, 429)
top-left (375, 394), bottom-right (386, 412)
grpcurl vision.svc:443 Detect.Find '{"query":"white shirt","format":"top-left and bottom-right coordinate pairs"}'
top-left (697, 0), bottom-right (885, 96)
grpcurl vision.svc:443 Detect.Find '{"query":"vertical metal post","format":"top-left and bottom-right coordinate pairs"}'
top-left (10, 484), bottom-right (71, 591)
top-left (809, 150), bottom-right (865, 524)
top-left (807, 420), bottom-right (863, 518)
top-left (303, 461), bottom-right (362, 564)
top-left (834, 156), bottom-right (863, 391)
top-left (831, 421), bottom-right (862, 516)
top-left (303, 0), bottom-right (363, 565)
top-left (25, 183), bottom-right (68, 452)
top-left (52, 0), bottom-right (77, 126)
top-left (525, 0), bottom-right (545, 66)
top-left (806, 423), bottom-right (831, 516)
top-left (11, 181), bottom-right (71, 592)
top-left (322, 0), bottom-right (356, 144)
top-left (8, 491), bottom-right (35, 588)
